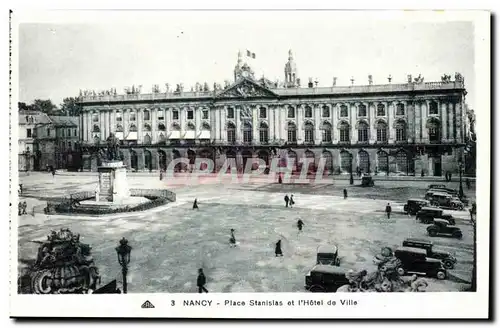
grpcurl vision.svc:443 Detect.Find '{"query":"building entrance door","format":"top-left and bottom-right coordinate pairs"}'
top-left (433, 156), bottom-right (442, 176)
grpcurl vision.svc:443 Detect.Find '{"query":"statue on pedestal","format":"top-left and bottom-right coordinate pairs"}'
top-left (105, 133), bottom-right (121, 162)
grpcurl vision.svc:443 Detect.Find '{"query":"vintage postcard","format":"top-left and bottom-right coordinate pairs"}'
top-left (9, 9), bottom-right (490, 319)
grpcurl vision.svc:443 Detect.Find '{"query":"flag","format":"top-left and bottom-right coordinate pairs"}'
top-left (246, 50), bottom-right (256, 59)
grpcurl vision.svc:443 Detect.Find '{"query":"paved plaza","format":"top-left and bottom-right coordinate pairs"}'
top-left (17, 172), bottom-right (475, 293)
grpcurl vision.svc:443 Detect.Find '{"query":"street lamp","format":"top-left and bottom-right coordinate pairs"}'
top-left (115, 237), bottom-right (132, 294)
top-left (458, 161), bottom-right (464, 199)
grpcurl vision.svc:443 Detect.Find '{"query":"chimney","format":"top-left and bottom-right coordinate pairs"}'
top-left (308, 77), bottom-right (313, 88)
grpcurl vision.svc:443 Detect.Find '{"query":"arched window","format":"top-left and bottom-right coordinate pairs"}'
top-left (143, 123), bottom-right (152, 132)
top-left (377, 151), bottom-right (389, 173)
top-left (358, 121), bottom-right (369, 143)
top-left (143, 134), bottom-right (152, 145)
top-left (340, 104), bottom-right (348, 117)
top-left (116, 124), bottom-right (124, 132)
top-left (427, 119), bottom-right (441, 143)
top-left (158, 123), bottom-right (166, 131)
top-left (227, 122), bottom-right (236, 144)
top-left (129, 124), bottom-right (138, 132)
top-left (93, 124), bottom-right (100, 133)
top-left (259, 107), bottom-right (267, 119)
top-left (395, 150), bottom-right (408, 174)
top-left (376, 121), bottom-right (388, 142)
top-left (377, 103), bottom-right (386, 116)
top-left (157, 109), bottom-right (164, 120)
top-left (358, 150), bottom-right (370, 173)
top-left (429, 101), bottom-right (438, 115)
top-left (287, 122), bottom-right (297, 143)
top-left (259, 121), bottom-right (269, 143)
top-left (242, 122), bottom-right (252, 143)
top-left (322, 105), bottom-right (330, 118)
top-left (287, 106), bottom-right (295, 118)
top-left (92, 113), bottom-right (99, 122)
top-left (304, 122), bottom-right (314, 144)
top-left (339, 122), bottom-right (350, 142)
top-left (143, 109), bottom-right (151, 121)
top-left (395, 120), bottom-right (407, 142)
top-left (322, 122), bottom-right (332, 143)
top-left (396, 103), bottom-right (405, 116)
top-left (172, 109), bottom-right (179, 120)
top-left (129, 112), bottom-right (136, 121)
top-left (340, 151), bottom-right (352, 173)
top-left (305, 106), bottom-right (313, 118)
top-left (358, 104), bottom-right (367, 117)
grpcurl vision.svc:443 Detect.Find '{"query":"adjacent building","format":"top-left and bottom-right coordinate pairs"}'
top-left (18, 110), bottom-right (51, 171)
top-left (77, 50), bottom-right (468, 176)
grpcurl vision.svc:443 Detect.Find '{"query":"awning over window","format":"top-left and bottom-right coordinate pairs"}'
top-left (184, 131), bottom-right (196, 139)
top-left (126, 132), bottom-right (137, 140)
top-left (115, 132), bottom-right (124, 140)
top-left (198, 130), bottom-right (211, 139)
top-left (169, 130), bottom-right (181, 139)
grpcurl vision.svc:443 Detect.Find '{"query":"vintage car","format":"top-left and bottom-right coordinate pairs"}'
top-left (316, 245), bottom-right (340, 266)
top-left (425, 191), bottom-right (465, 210)
top-left (427, 219), bottom-right (463, 239)
top-left (416, 207), bottom-right (456, 225)
top-left (403, 199), bottom-right (431, 215)
top-left (402, 238), bottom-right (457, 269)
top-left (394, 246), bottom-right (447, 280)
top-left (428, 184), bottom-right (446, 190)
top-left (304, 265), bottom-right (350, 292)
top-left (361, 176), bottom-right (375, 187)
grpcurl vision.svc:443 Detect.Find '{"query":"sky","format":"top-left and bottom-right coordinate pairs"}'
top-left (18, 11), bottom-right (475, 108)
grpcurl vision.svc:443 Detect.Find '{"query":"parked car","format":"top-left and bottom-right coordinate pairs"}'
top-left (361, 176), bottom-right (374, 187)
top-left (404, 199), bottom-right (431, 215)
top-left (304, 265), bottom-right (350, 292)
top-left (316, 245), bottom-right (340, 266)
top-left (394, 246), bottom-right (447, 280)
top-left (427, 219), bottom-right (463, 239)
top-left (425, 191), bottom-right (465, 210)
top-left (427, 187), bottom-right (469, 206)
top-left (428, 184), bottom-right (446, 190)
top-left (416, 207), bottom-right (456, 225)
top-left (402, 238), bottom-right (457, 269)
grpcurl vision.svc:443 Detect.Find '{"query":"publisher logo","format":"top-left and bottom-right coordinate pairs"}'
top-left (141, 300), bottom-right (155, 309)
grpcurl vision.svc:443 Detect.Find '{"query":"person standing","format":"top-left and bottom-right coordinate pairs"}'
top-left (275, 240), bottom-right (283, 257)
top-left (197, 268), bottom-right (208, 293)
top-left (229, 229), bottom-right (236, 247)
top-left (385, 202), bottom-right (392, 219)
top-left (466, 178), bottom-right (471, 190)
top-left (297, 219), bottom-right (304, 232)
top-left (290, 194), bottom-right (295, 208)
top-left (284, 194), bottom-right (290, 208)
top-left (18, 202), bottom-right (22, 216)
top-left (159, 169), bottom-right (164, 181)
top-left (193, 198), bottom-right (199, 210)
top-left (278, 174), bottom-right (283, 184)
top-left (343, 189), bottom-right (348, 199)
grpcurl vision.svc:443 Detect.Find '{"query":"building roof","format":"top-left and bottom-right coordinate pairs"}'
top-left (48, 115), bottom-right (79, 127)
top-left (18, 111), bottom-right (52, 125)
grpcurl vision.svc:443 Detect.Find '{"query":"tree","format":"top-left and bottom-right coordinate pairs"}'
top-left (32, 99), bottom-right (57, 114)
top-left (18, 102), bottom-right (33, 111)
top-left (60, 97), bottom-right (82, 116)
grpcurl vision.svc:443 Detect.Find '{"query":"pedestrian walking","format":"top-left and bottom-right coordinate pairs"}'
top-left (51, 168), bottom-right (55, 178)
top-left (290, 194), bottom-right (295, 208)
top-left (229, 229), bottom-right (236, 247)
top-left (466, 178), bottom-right (471, 190)
top-left (18, 202), bottom-right (22, 216)
top-left (159, 169), bottom-right (164, 181)
top-left (197, 268), bottom-right (209, 293)
top-left (193, 198), bottom-right (199, 210)
top-left (275, 240), bottom-right (283, 257)
top-left (385, 202), bottom-right (392, 219)
top-left (343, 189), bottom-right (348, 199)
top-left (278, 174), bottom-right (283, 184)
top-left (297, 219), bottom-right (304, 232)
top-left (284, 194), bottom-right (290, 207)
top-left (19, 184), bottom-right (23, 195)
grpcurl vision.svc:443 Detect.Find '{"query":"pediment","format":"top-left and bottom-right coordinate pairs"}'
top-left (216, 78), bottom-right (278, 99)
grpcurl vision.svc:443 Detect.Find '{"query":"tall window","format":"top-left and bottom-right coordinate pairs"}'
top-left (376, 121), bottom-right (388, 142)
top-left (116, 112), bottom-right (122, 122)
top-left (172, 109), bottom-right (179, 120)
top-left (358, 122), bottom-right (369, 142)
top-left (92, 113), bottom-right (99, 122)
top-left (187, 109), bottom-right (194, 120)
top-left (396, 103), bottom-right (405, 116)
top-left (377, 103), bottom-right (386, 116)
top-left (305, 106), bottom-right (313, 118)
top-left (287, 106), bottom-right (295, 118)
top-left (227, 122), bottom-right (236, 143)
top-left (202, 110), bottom-right (209, 120)
top-left (242, 122), bottom-right (252, 143)
top-left (339, 122), bottom-right (350, 142)
top-left (143, 109), bottom-right (151, 121)
top-left (395, 120), bottom-right (407, 141)
top-left (259, 107), bottom-right (267, 119)
top-left (93, 125), bottom-right (100, 133)
top-left (67, 128), bottom-right (71, 136)
top-left (27, 129), bottom-right (32, 138)
top-left (74, 129), bottom-right (77, 136)
top-left (428, 119), bottom-right (441, 142)
top-left (340, 105), bottom-right (348, 117)
top-left (322, 122), bottom-right (332, 143)
top-left (143, 134), bottom-right (152, 145)
top-left (157, 109), bottom-right (164, 120)
top-left (259, 122), bottom-right (269, 143)
top-left (227, 107), bottom-right (235, 119)
top-left (304, 122), bottom-right (314, 144)
top-left (358, 104), bottom-right (367, 117)
top-left (429, 101), bottom-right (438, 115)
top-left (130, 112), bottom-right (136, 121)
top-left (322, 105), bottom-right (330, 118)
top-left (287, 122), bottom-right (297, 143)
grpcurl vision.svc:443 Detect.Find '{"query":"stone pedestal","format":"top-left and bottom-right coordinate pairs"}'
top-left (98, 161), bottom-right (130, 202)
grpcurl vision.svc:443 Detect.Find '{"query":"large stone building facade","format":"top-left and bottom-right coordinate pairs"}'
top-left (78, 51), bottom-right (468, 176)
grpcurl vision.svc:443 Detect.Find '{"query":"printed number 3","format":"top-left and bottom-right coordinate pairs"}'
top-left (171, 300), bottom-right (175, 306)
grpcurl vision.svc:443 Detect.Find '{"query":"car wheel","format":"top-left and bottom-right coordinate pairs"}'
top-left (436, 271), bottom-right (446, 280)
top-left (309, 285), bottom-right (325, 293)
top-left (452, 231), bottom-right (463, 239)
top-left (428, 228), bottom-right (438, 237)
top-left (443, 260), bottom-right (454, 270)
top-left (397, 267), bottom-right (406, 276)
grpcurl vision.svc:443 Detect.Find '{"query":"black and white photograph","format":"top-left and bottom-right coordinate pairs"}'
top-left (9, 9), bottom-right (490, 319)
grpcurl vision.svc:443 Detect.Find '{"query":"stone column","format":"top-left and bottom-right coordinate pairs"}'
top-left (151, 108), bottom-right (157, 143)
top-left (236, 106), bottom-right (242, 142)
top-left (422, 101), bottom-right (429, 142)
top-left (268, 105), bottom-right (275, 140)
top-left (280, 105), bottom-right (287, 141)
top-left (99, 110), bottom-right (105, 140)
top-left (415, 102), bottom-right (421, 142)
top-left (457, 101), bottom-right (463, 143)
top-left (350, 103), bottom-right (358, 143)
top-left (441, 101), bottom-right (448, 142)
top-left (332, 103), bottom-right (338, 144)
top-left (297, 105), bottom-right (304, 143)
top-left (165, 108), bottom-right (171, 139)
top-left (221, 106), bottom-right (227, 142)
top-left (88, 112), bottom-right (93, 142)
top-left (314, 104), bottom-right (321, 144)
top-left (82, 112), bottom-right (87, 142)
top-left (252, 105), bottom-right (259, 144)
top-left (387, 101), bottom-right (395, 143)
top-left (123, 110), bottom-right (129, 139)
top-left (179, 107), bottom-right (185, 140)
top-left (136, 148), bottom-right (145, 170)
top-left (449, 102), bottom-right (456, 142)
top-left (368, 102), bottom-right (375, 144)
top-left (137, 108), bottom-right (143, 144)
